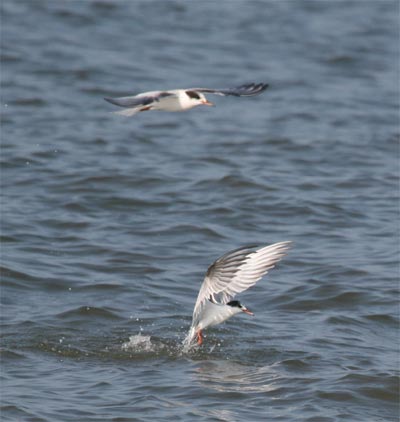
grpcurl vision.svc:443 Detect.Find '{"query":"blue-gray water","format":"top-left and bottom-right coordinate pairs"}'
top-left (1, 1), bottom-right (399, 421)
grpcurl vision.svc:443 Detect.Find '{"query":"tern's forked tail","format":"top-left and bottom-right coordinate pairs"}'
top-left (113, 107), bottom-right (143, 117)
top-left (182, 326), bottom-right (197, 352)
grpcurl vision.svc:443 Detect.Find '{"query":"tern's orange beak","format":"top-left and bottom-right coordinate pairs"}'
top-left (242, 307), bottom-right (254, 316)
top-left (202, 100), bottom-right (214, 106)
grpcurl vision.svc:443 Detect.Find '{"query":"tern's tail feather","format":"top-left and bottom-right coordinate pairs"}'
top-left (113, 107), bottom-right (142, 117)
top-left (182, 326), bottom-right (197, 352)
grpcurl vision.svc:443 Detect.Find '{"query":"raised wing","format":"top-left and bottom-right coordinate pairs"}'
top-left (104, 91), bottom-right (176, 108)
top-left (191, 241), bottom-right (291, 326)
top-left (191, 82), bottom-right (268, 97)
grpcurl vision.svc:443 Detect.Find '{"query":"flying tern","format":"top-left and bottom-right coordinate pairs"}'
top-left (104, 82), bottom-right (268, 116)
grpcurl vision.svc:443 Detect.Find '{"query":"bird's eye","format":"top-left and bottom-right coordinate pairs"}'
top-left (186, 91), bottom-right (201, 100)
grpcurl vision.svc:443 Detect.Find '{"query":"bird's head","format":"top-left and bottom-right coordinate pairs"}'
top-left (185, 90), bottom-right (214, 107)
top-left (227, 300), bottom-right (254, 315)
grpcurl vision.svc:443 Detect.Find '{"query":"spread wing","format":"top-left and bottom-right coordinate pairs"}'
top-left (189, 82), bottom-right (268, 97)
top-left (104, 91), bottom-right (176, 108)
top-left (191, 241), bottom-right (291, 327)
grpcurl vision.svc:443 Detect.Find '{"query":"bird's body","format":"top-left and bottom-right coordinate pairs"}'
top-left (104, 82), bottom-right (268, 116)
top-left (183, 241), bottom-right (291, 349)
top-left (193, 299), bottom-right (246, 331)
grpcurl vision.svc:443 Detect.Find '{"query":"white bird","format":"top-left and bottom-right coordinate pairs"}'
top-left (104, 82), bottom-right (268, 116)
top-left (183, 241), bottom-right (291, 348)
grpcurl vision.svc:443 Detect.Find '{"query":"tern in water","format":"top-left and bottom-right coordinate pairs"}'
top-left (183, 241), bottom-right (291, 348)
top-left (104, 82), bottom-right (268, 116)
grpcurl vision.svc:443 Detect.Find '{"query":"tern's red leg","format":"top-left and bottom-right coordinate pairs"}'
top-left (140, 106), bottom-right (152, 112)
top-left (196, 330), bottom-right (203, 345)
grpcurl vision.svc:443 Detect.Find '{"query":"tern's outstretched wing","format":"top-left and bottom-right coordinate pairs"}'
top-left (190, 82), bottom-right (268, 97)
top-left (191, 242), bottom-right (291, 327)
top-left (104, 91), bottom-right (176, 108)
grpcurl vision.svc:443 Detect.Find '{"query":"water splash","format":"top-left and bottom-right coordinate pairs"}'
top-left (120, 329), bottom-right (217, 357)
top-left (121, 333), bottom-right (158, 353)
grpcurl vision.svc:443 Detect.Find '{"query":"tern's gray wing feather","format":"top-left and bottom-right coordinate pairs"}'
top-left (190, 82), bottom-right (269, 97)
top-left (191, 241), bottom-right (291, 327)
top-left (104, 91), bottom-right (176, 108)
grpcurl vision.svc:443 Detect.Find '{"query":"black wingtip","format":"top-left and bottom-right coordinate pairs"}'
top-left (232, 82), bottom-right (269, 96)
top-left (254, 82), bottom-right (269, 91)
top-left (257, 83), bottom-right (269, 93)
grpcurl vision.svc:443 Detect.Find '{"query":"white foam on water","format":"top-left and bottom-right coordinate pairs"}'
top-left (121, 333), bottom-right (157, 353)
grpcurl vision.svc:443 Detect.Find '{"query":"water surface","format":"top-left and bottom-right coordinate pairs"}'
top-left (1, 1), bottom-right (399, 421)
